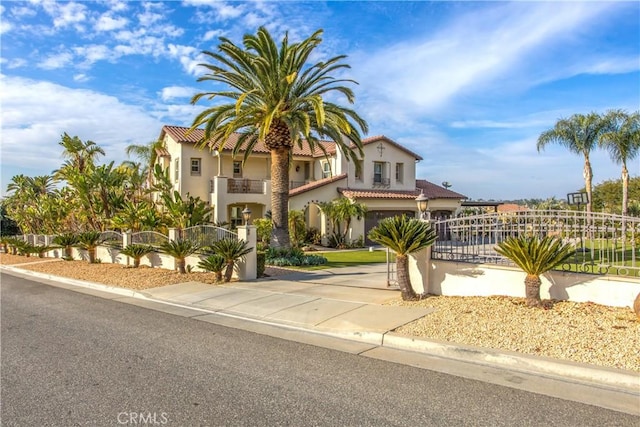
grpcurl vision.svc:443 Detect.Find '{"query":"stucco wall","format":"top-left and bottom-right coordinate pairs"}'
top-left (427, 260), bottom-right (640, 308)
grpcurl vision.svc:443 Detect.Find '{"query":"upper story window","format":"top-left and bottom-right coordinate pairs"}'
top-left (191, 158), bottom-right (201, 176)
top-left (174, 158), bottom-right (180, 182)
top-left (233, 161), bottom-right (242, 178)
top-left (395, 163), bottom-right (404, 183)
top-left (354, 160), bottom-right (363, 182)
top-left (373, 162), bottom-right (383, 184)
top-left (322, 161), bottom-right (331, 179)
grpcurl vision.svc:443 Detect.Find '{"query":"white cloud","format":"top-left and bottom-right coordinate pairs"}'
top-left (160, 86), bottom-right (196, 102)
top-left (202, 29), bottom-right (224, 42)
top-left (168, 44), bottom-right (203, 75)
top-left (0, 74), bottom-right (163, 191)
top-left (50, 1), bottom-right (88, 30)
top-left (96, 14), bottom-right (128, 32)
top-left (73, 44), bottom-right (112, 66)
top-left (38, 51), bottom-right (74, 69)
top-left (352, 2), bottom-right (614, 118)
top-left (73, 73), bottom-right (90, 82)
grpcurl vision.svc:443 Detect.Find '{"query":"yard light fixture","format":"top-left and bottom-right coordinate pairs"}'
top-left (415, 191), bottom-right (430, 221)
top-left (242, 206), bottom-right (252, 226)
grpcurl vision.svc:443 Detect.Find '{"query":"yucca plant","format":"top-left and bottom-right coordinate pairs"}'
top-left (53, 233), bottom-right (79, 260)
top-left (368, 215), bottom-right (437, 301)
top-left (495, 236), bottom-right (576, 308)
top-left (120, 244), bottom-right (154, 268)
top-left (208, 238), bottom-right (253, 282)
top-left (197, 254), bottom-right (225, 282)
top-left (77, 231), bottom-right (104, 263)
top-left (159, 239), bottom-right (200, 274)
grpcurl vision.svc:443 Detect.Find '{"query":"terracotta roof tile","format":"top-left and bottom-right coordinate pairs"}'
top-left (162, 125), bottom-right (335, 158)
top-left (289, 174), bottom-right (347, 196)
top-left (416, 179), bottom-right (467, 199)
top-left (339, 188), bottom-right (422, 199)
top-left (497, 203), bottom-right (529, 213)
top-left (155, 147), bottom-right (170, 158)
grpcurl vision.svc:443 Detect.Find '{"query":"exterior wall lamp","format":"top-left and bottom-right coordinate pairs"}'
top-left (415, 191), bottom-right (430, 221)
top-left (242, 206), bottom-right (252, 226)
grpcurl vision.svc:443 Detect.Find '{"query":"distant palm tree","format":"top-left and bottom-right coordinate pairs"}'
top-left (55, 133), bottom-right (105, 178)
top-left (191, 26), bottom-right (368, 249)
top-left (160, 239), bottom-right (200, 274)
top-left (599, 110), bottom-right (640, 216)
top-left (537, 113), bottom-right (607, 213)
top-left (208, 238), bottom-right (252, 282)
top-left (367, 215), bottom-right (437, 301)
top-left (125, 139), bottom-right (166, 189)
top-left (495, 236), bottom-right (575, 308)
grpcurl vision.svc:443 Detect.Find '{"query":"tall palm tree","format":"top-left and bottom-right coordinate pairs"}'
top-left (495, 236), bottom-right (575, 308)
top-left (599, 110), bottom-right (640, 216)
top-left (537, 113), bottom-right (607, 213)
top-left (191, 27), bottom-right (368, 249)
top-left (55, 133), bottom-right (105, 177)
top-left (125, 139), bottom-right (166, 189)
top-left (367, 215), bottom-right (437, 301)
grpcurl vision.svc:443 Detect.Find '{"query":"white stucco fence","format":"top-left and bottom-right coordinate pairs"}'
top-left (408, 250), bottom-right (640, 308)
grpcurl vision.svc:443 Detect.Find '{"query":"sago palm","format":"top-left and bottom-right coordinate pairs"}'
top-left (191, 26), bottom-right (368, 249)
top-left (495, 236), bottom-right (575, 308)
top-left (53, 233), bottom-right (79, 260)
top-left (197, 254), bottom-right (225, 282)
top-left (120, 244), bottom-right (155, 268)
top-left (78, 231), bottom-right (104, 263)
top-left (367, 215), bottom-right (437, 301)
top-left (160, 239), bottom-right (200, 274)
top-left (208, 238), bottom-right (253, 282)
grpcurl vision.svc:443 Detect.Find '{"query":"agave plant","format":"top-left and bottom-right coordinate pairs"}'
top-left (159, 238), bottom-right (200, 274)
top-left (120, 244), bottom-right (154, 268)
top-left (367, 215), bottom-right (437, 301)
top-left (197, 254), bottom-right (225, 282)
top-left (495, 236), bottom-right (575, 308)
top-left (208, 238), bottom-right (252, 282)
top-left (77, 231), bottom-right (104, 263)
top-left (53, 233), bottom-right (79, 260)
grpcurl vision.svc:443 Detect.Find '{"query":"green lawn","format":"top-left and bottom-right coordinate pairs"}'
top-left (296, 249), bottom-right (394, 270)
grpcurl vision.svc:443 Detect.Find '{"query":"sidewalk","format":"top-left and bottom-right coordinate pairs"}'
top-left (2, 264), bottom-right (639, 416)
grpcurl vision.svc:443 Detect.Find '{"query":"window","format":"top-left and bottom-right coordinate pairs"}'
top-left (322, 161), bottom-right (331, 179)
top-left (233, 161), bottom-right (242, 178)
top-left (373, 162), bottom-right (383, 184)
top-left (230, 206), bottom-right (243, 229)
top-left (354, 160), bottom-right (363, 182)
top-left (174, 158), bottom-right (179, 182)
top-left (191, 158), bottom-right (201, 176)
top-left (395, 163), bottom-right (404, 183)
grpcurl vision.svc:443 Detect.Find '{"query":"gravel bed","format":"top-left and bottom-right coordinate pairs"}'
top-left (3, 253), bottom-right (638, 372)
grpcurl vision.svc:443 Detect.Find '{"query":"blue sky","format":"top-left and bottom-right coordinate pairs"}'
top-left (1, 1), bottom-right (639, 200)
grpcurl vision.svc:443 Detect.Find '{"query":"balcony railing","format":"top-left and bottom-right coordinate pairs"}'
top-left (227, 178), bottom-right (264, 194)
top-left (372, 177), bottom-right (390, 188)
top-left (290, 181), bottom-right (307, 189)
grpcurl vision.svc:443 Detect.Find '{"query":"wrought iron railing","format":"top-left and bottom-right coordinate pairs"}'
top-left (432, 210), bottom-right (640, 277)
top-left (100, 230), bottom-right (123, 249)
top-left (228, 178), bottom-right (264, 194)
top-left (131, 231), bottom-right (169, 247)
top-left (179, 225), bottom-right (237, 248)
top-left (372, 177), bottom-right (390, 188)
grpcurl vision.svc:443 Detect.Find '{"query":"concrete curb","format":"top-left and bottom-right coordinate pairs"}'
top-left (382, 332), bottom-right (640, 392)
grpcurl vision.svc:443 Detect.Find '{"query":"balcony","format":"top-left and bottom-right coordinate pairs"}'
top-left (372, 177), bottom-right (390, 188)
top-left (227, 178), bottom-right (265, 194)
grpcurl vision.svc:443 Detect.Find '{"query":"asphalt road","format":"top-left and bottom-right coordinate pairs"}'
top-left (1, 272), bottom-right (638, 426)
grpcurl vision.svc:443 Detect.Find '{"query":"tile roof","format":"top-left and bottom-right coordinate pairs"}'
top-left (289, 174), bottom-right (347, 196)
top-left (497, 203), bottom-right (529, 213)
top-left (361, 135), bottom-right (423, 161)
top-left (155, 147), bottom-right (170, 158)
top-left (416, 180), bottom-right (467, 199)
top-left (161, 125), bottom-right (336, 158)
top-left (339, 188), bottom-right (423, 200)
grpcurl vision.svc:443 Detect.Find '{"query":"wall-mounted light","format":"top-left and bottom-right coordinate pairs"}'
top-left (242, 206), bottom-right (252, 226)
top-left (295, 165), bottom-right (300, 172)
top-left (415, 191), bottom-right (430, 222)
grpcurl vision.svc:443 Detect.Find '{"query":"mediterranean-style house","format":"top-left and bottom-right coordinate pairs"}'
top-left (155, 125), bottom-right (467, 244)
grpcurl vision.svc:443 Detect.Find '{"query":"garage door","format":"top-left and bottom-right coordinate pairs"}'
top-left (364, 210), bottom-right (415, 245)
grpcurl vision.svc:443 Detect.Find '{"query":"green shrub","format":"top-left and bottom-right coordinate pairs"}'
top-left (257, 251), bottom-right (266, 277)
top-left (265, 247), bottom-right (327, 266)
top-left (198, 254), bottom-right (225, 282)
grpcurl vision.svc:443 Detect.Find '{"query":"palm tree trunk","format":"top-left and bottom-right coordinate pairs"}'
top-left (133, 257), bottom-right (140, 268)
top-left (583, 156), bottom-right (593, 213)
top-left (396, 255), bottom-right (418, 301)
top-left (224, 261), bottom-right (234, 282)
top-left (270, 147), bottom-right (291, 249)
top-left (524, 274), bottom-right (542, 307)
top-left (88, 247), bottom-right (96, 263)
top-left (621, 163), bottom-right (629, 216)
top-left (176, 258), bottom-right (186, 274)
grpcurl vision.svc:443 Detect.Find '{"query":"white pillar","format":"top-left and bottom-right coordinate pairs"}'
top-left (236, 225), bottom-right (257, 280)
